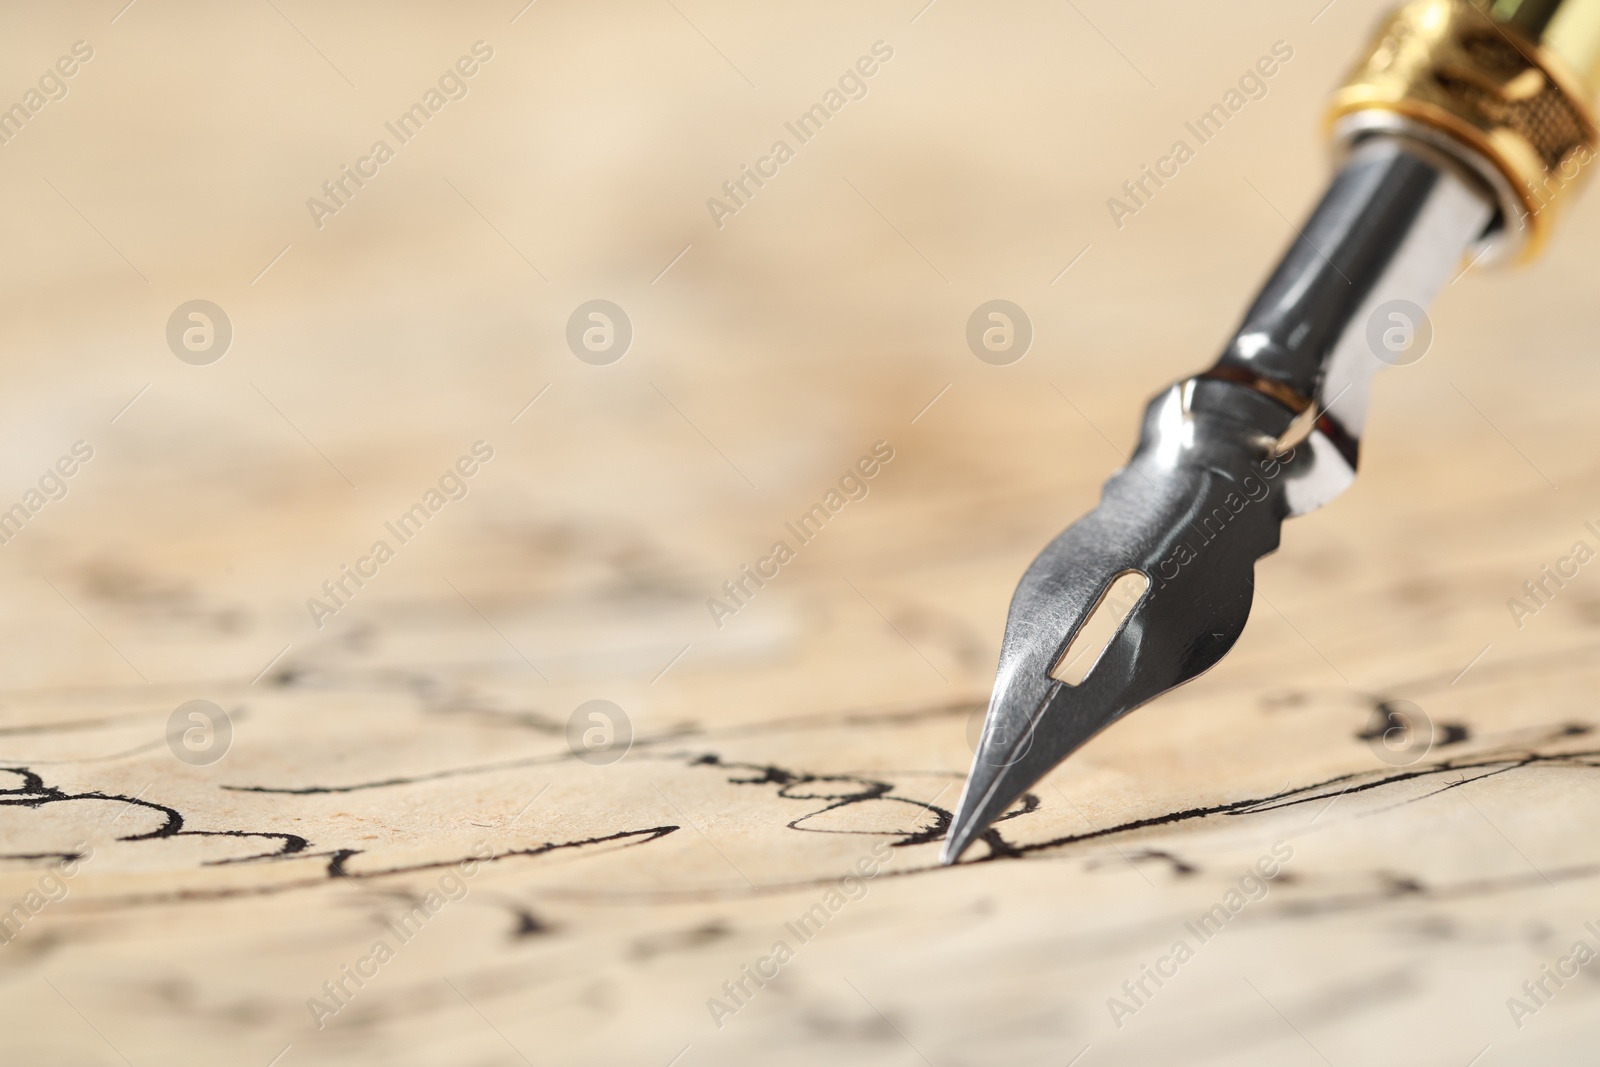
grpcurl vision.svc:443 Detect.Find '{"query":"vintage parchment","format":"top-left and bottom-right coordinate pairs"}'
top-left (3, 2), bottom-right (1600, 1064)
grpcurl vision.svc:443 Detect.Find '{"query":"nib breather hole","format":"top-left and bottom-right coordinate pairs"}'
top-left (1050, 570), bottom-right (1150, 686)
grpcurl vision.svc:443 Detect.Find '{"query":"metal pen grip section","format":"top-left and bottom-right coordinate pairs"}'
top-left (1201, 135), bottom-right (1494, 516)
top-left (1212, 137), bottom-right (1492, 431)
top-left (1213, 139), bottom-right (1476, 400)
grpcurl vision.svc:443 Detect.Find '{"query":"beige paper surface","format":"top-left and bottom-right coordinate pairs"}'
top-left (3, 2), bottom-right (1599, 1064)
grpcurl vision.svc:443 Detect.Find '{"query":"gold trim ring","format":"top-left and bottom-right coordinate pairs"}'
top-left (1329, 0), bottom-right (1600, 262)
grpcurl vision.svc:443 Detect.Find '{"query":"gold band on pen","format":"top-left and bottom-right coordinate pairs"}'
top-left (1329, 0), bottom-right (1600, 262)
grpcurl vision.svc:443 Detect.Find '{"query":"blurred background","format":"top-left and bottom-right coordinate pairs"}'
top-left (3, 1), bottom-right (1600, 1064)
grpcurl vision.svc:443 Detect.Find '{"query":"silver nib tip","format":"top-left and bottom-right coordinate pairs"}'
top-left (944, 380), bottom-right (1309, 861)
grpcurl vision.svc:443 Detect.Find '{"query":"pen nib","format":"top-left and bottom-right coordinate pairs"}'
top-left (942, 379), bottom-right (1314, 865)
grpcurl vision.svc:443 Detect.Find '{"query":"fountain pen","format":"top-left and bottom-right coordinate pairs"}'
top-left (945, 0), bottom-right (1600, 863)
